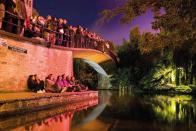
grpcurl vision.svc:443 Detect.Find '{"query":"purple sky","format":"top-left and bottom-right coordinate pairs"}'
top-left (34, 0), bottom-right (154, 45)
top-left (90, 10), bottom-right (155, 44)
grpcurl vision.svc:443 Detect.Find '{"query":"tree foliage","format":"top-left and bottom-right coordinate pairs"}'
top-left (100, 0), bottom-right (196, 53)
top-left (102, 0), bottom-right (196, 88)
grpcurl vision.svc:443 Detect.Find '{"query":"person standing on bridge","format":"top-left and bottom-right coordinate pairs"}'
top-left (69, 25), bottom-right (75, 48)
top-left (83, 28), bottom-right (89, 48)
top-left (75, 25), bottom-right (82, 48)
top-left (48, 16), bottom-right (57, 45)
top-left (2, 0), bottom-right (17, 33)
top-left (62, 19), bottom-right (69, 47)
top-left (56, 18), bottom-right (64, 46)
top-left (15, 0), bottom-right (27, 35)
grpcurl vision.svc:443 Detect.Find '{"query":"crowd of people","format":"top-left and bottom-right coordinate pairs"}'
top-left (27, 74), bottom-right (88, 93)
top-left (24, 15), bottom-right (107, 49)
top-left (0, 0), bottom-right (111, 50)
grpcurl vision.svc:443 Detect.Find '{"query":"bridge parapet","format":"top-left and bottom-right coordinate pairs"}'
top-left (0, 10), bottom-right (118, 64)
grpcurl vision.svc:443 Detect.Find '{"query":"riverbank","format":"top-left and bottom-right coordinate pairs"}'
top-left (134, 84), bottom-right (196, 95)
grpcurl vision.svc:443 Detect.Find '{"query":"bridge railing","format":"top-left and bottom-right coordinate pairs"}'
top-left (0, 10), bottom-right (118, 63)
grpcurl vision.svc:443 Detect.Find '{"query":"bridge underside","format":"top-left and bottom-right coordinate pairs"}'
top-left (72, 49), bottom-right (116, 90)
top-left (72, 48), bottom-right (114, 64)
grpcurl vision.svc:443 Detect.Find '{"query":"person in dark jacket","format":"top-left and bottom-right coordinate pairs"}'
top-left (56, 18), bottom-right (64, 45)
top-left (75, 25), bottom-right (82, 48)
top-left (27, 75), bottom-right (36, 92)
top-left (27, 74), bottom-right (45, 92)
top-left (34, 74), bottom-right (45, 91)
top-left (2, 0), bottom-right (18, 33)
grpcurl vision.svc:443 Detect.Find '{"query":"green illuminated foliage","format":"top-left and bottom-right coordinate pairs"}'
top-left (106, 0), bottom-right (196, 91)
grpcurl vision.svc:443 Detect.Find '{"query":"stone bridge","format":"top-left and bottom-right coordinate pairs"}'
top-left (0, 30), bottom-right (118, 92)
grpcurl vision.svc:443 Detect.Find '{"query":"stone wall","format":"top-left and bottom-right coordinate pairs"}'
top-left (0, 34), bottom-right (73, 92)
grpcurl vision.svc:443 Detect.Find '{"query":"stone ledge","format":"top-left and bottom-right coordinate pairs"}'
top-left (0, 91), bottom-right (98, 116)
top-left (0, 98), bottom-right (98, 130)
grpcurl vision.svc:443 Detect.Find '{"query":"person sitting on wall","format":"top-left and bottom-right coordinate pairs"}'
top-left (71, 76), bottom-right (88, 91)
top-left (62, 76), bottom-right (77, 92)
top-left (27, 75), bottom-right (36, 92)
top-left (34, 74), bottom-right (45, 93)
top-left (62, 74), bottom-right (71, 87)
top-left (27, 74), bottom-right (45, 93)
top-left (45, 74), bottom-right (61, 93)
top-left (69, 76), bottom-right (81, 92)
top-left (55, 75), bottom-right (64, 91)
top-left (60, 74), bottom-right (74, 93)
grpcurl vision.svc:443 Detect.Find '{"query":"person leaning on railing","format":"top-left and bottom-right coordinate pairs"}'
top-left (37, 16), bottom-right (46, 38)
top-left (63, 22), bottom-right (70, 47)
top-left (24, 16), bottom-right (36, 38)
top-left (75, 25), bottom-right (82, 48)
top-left (56, 18), bottom-right (64, 46)
top-left (2, 0), bottom-right (18, 34)
top-left (83, 28), bottom-right (90, 48)
top-left (80, 27), bottom-right (86, 48)
top-left (45, 15), bottom-right (55, 45)
top-left (15, 0), bottom-right (27, 36)
top-left (24, 21), bottom-right (34, 38)
top-left (49, 16), bottom-right (58, 45)
top-left (69, 25), bottom-right (76, 48)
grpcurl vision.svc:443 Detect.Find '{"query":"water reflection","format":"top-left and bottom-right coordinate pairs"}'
top-left (1, 91), bottom-right (196, 131)
top-left (72, 91), bottom-right (196, 131)
top-left (13, 112), bottom-right (73, 131)
top-left (0, 98), bottom-right (98, 131)
top-left (79, 91), bottom-right (111, 124)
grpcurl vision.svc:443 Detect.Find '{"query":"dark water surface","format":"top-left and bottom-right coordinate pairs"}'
top-left (1, 91), bottom-right (196, 131)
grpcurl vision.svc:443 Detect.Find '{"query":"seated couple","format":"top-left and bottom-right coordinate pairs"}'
top-left (27, 74), bottom-right (45, 93)
top-left (45, 74), bottom-right (88, 93)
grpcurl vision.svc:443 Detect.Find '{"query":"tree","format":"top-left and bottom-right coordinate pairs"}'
top-left (101, 0), bottom-right (196, 86)
top-left (100, 0), bottom-right (195, 52)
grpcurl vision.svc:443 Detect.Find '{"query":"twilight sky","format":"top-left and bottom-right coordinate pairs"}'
top-left (34, 0), bottom-right (154, 45)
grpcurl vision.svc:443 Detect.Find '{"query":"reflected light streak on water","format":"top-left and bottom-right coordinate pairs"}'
top-left (79, 91), bottom-right (112, 125)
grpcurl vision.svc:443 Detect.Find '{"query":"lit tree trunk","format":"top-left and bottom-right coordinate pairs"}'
top-left (176, 68), bottom-right (180, 86)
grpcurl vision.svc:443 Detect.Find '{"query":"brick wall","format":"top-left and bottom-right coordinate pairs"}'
top-left (0, 35), bottom-right (73, 92)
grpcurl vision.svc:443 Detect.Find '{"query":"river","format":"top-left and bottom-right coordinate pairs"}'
top-left (1, 91), bottom-right (196, 131)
